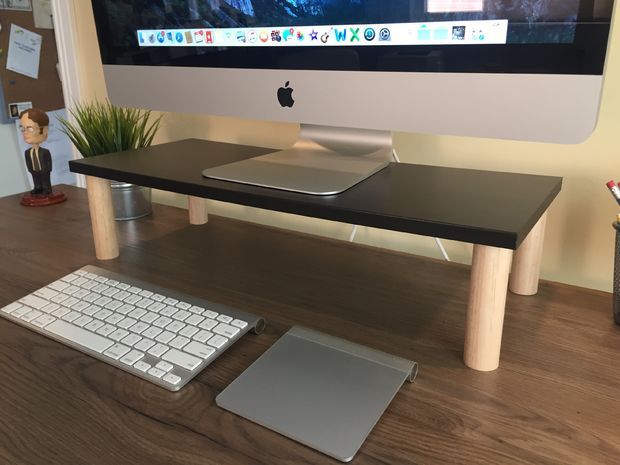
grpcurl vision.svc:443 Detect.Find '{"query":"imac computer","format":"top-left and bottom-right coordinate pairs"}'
top-left (90, 0), bottom-right (615, 194)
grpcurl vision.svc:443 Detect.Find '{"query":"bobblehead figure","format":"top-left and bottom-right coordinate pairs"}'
top-left (19, 108), bottom-right (66, 206)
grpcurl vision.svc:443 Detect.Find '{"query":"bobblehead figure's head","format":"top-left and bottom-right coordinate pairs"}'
top-left (19, 108), bottom-right (49, 149)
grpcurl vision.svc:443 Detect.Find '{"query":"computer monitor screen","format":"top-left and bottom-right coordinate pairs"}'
top-left (90, 1), bottom-right (614, 193)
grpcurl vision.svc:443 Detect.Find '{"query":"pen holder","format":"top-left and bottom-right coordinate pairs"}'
top-left (613, 222), bottom-right (620, 325)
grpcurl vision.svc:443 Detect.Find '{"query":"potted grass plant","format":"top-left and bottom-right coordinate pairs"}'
top-left (59, 101), bottom-right (162, 220)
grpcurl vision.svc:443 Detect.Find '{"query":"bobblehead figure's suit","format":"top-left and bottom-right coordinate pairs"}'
top-left (25, 146), bottom-right (52, 195)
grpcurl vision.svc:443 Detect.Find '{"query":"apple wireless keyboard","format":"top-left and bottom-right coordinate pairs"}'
top-left (0, 265), bottom-right (265, 391)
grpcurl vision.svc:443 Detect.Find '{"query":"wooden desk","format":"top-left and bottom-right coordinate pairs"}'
top-left (1, 186), bottom-right (618, 465)
top-left (70, 139), bottom-right (562, 371)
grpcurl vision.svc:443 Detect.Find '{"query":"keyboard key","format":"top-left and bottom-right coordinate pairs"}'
top-left (73, 316), bottom-right (93, 327)
top-left (147, 367), bottom-right (165, 378)
top-left (160, 306), bottom-right (177, 317)
top-left (84, 320), bottom-right (105, 332)
top-left (216, 315), bottom-right (233, 324)
top-left (41, 303), bottom-right (60, 314)
top-left (128, 308), bottom-right (147, 319)
top-left (71, 301), bottom-right (90, 312)
top-left (163, 297), bottom-right (178, 305)
top-left (140, 312), bottom-right (158, 324)
top-left (33, 287), bottom-right (58, 300)
top-left (129, 321), bottom-right (150, 334)
top-left (170, 336), bottom-right (190, 349)
top-left (151, 293), bottom-right (165, 302)
top-left (109, 329), bottom-right (129, 341)
top-left (148, 343), bottom-right (168, 357)
top-left (213, 323), bottom-right (240, 338)
top-left (22, 310), bottom-right (43, 323)
top-left (47, 320), bottom-right (114, 353)
top-left (61, 297), bottom-right (79, 309)
top-left (193, 330), bottom-right (213, 343)
top-left (136, 298), bottom-right (154, 309)
top-left (141, 327), bottom-right (162, 339)
top-left (203, 310), bottom-right (218, 319)
top-left (185, 314), bottom-right (204, 326)
top-left (166, 320), bottom-right (185, 333)
top-left (60, 273), bottom-right (79, 283)
top-left (116, 304), bottom-right (135, 315)
top-left (162, 348), bottom-right (202, 371)
top-left (134, 361), bottom-right (151, 372)
top-left (199, 319), bottom-right (217, 331)
top-left (94, 296), bottom-right (112, 307)
top-left (103, 343), bottom-right (130, 360)
top-left (62, 311), bottom-right (81, 323)
top-left (189, 305), bottom-right (204, 314)
top-left (72, 277), bottom-right (89, 287)
top-left (105, 313), bottom-right (124, 325)
top-left (12, 305), bottom-right (33, 318)
top-left (72, 289), bottom-right (90, 300)
top-left (156, 331), bottom-right (175, 344)
top-left (120, 350), bottom-right (144, 366)
top-left (117, 317), bottom-right (137, 329)
top-left (179, 325), bottom-right (199, 338)
top-left (147, 302), bottom-right (165, 313)
top-left (155, 361), bottom-right (173, 372)
top-left (104, 300), bottom-right (123, 311)
top-left (207, 335), bottom-right (228, 349)
top-left (63, 286), bottom-right (81, 296)
top-left (82, 304), bottom-right (101, 316)
top-left (163, 373), bottom-right (181, 386)
top-left (121, 333), bottom-right (142, 347)
top-left (48, 280), bottom-right (70, 292)
top-left (114, 291), bottom-right (131, 302)
top-left (153, 316), bottom-right (172, 328)
top-left (20, 295), bottom-right (48, 310)
top-left (176, 301), bottom-right (192, 310)
top-left (134, 339), bottom-right (155, 352)
top-left (93, 309), bottom-right (113, 320)
top-left (96, 324), bottom-right (116, 337)
top-left (50, 293), bottom-right (69, 304)
top-left (102, 287), bottom-right (120, 297)
top-left (32, 314), bottom-right (56, 328)
top-left (172, 310), bottom-right (190, 322)
top-left (1, 302), bottom-right (23, 314)
top-left (124, 294), bottom-right (141, 305)
top-left (231, 319), bottom-right (248, 329)
top-left (184, 341), bottom-right (215, 360)
top-left (51, 307), bottom-right (70, 318)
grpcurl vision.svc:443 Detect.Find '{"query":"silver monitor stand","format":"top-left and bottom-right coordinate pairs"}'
top-left (202, 124), bottom-right (393, 195)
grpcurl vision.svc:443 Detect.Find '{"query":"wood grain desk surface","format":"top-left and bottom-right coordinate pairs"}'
top-left (1, 185), bottom-right (618, 465)
top-left (69, 139), bottom-right (562, 249)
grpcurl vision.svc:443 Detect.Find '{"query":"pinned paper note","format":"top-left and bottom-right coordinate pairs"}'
top-left (6, 24), bottom-right (42, 79)
top-left (33, 0), bottom-right (53, 29)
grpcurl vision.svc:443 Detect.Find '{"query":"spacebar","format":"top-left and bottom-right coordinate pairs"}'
top-left (46, 320), bottom-right (114, 353)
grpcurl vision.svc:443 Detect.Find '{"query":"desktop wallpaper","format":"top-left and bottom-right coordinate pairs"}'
top-left (92, 0), bottom-right (611, 55)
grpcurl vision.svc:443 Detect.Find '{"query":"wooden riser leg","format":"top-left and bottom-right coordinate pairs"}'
top-left (509, 212), bottom-right (548, 296)
top-left (188, 196), bottom-right (208, 225)
top-left (86, 176), bottom-right (119, 260)
top-left (464, 244), bottom-right (513, 371)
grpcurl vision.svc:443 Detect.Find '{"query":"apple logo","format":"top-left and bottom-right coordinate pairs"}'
top-left (277, 81), bottom-right (294, 108)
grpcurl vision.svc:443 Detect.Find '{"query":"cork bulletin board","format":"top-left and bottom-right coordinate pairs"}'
top-left (0, 7), bottom-right (64, 122)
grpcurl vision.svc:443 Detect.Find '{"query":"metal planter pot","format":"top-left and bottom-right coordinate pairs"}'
top-left (110, 181), bottom-right (152, 220)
